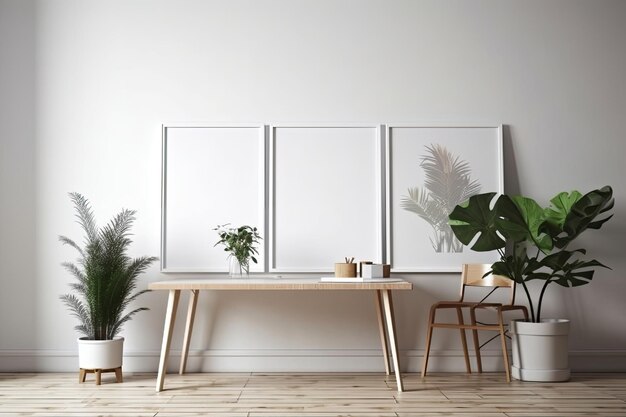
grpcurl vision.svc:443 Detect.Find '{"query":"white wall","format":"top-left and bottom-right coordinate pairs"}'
top-left (1, 0), bottom-right (625, 372)
top-left (0, 0), bottom-right (37, 351)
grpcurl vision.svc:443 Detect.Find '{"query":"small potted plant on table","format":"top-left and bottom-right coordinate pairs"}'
top-left (214, 224), bottom-right (261, 277)
top-left (60, 193), bottom-right (157, 384)
top-left (449, 186), bottom-right (614, 381)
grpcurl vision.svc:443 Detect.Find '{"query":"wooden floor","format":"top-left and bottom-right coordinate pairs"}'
top-left (1, 372), bottom-right (625, 416)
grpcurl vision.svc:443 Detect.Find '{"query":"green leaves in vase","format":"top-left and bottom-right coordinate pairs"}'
top-left (214, 224), bottom-right (262, 275)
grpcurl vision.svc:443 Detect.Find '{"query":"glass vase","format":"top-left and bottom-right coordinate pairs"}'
top-left (229, 257), bottom-right (243, 277)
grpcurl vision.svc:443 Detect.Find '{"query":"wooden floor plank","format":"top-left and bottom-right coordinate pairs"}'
top-left (0, 372), bottom-right (624, 416)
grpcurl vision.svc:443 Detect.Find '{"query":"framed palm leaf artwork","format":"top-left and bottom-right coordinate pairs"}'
top-left (385, 125), bottom-right (503, 272)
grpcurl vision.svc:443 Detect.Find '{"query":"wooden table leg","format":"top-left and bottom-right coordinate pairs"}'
top-left (180, 289), bottom-right (199, 375)
top-left (156, 289), bottom-right (180, 392)
top-left (381, 289), bottom-right (404, 392)
top-left (374, 290), bottom-right (391, 375)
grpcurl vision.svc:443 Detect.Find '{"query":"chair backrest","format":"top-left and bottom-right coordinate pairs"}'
top-left (459, 263), bottom-right (516, 305)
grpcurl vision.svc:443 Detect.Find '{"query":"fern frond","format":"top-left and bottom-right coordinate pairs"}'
top-left (401, 187), bottom-right (432, 219)
top-left (420, 144), bottom-right (482, 214)
top-left (126, 289), bottom-right (151, 304)
top-left (401, 187), bottom-right (448, 227)
top-left (69, 192), bottom-right (98, 245)
top-left (100, 209), bottom-right (135, 265)
top-left (126, 256), bottom-right (158, 279)
top-left (74, 324), bottom-right (92, 338)
top-left (459, 178), bottom-right (482, 203)
top-left (59, 235), bottom-right (85, 258)
top-left (60, 294), bottom-right (92, 337)
top-left (61, 262), bottom-right (86, 284)
top-left (69, 283), bottom-right (87, 294)
top-left (109, 307), bottom-right (149, 339)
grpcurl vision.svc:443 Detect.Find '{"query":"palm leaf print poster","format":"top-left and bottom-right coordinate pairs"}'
top-left (401, 144), bottom-right (481, 253)
top-left (387, 126), bottom-right (503, 272)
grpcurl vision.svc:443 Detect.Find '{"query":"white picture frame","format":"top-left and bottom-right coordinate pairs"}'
top-left (386, 124), bottom-right (504, 272)
top-left (269, 124), bottom-right (384, 272)
top-left (161, 124), bottom-right (266, 272)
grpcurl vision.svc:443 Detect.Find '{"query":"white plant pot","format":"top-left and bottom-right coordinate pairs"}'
top-left (77, 337), bottom-right (124, 370)
top-left (510, 319), bottom-right (570, 382)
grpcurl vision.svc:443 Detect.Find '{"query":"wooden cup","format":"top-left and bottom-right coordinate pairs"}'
top-left (335, 263), bottom-right (357, 277)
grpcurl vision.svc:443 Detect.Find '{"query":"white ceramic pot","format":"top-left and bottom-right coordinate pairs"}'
top-left (510, 319), bottom-right (570, 382)
top-left (77, 337), bottom-right (124, 369)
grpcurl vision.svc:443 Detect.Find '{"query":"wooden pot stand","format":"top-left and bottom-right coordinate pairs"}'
top-left (79, 367), bottom-right (123, 385)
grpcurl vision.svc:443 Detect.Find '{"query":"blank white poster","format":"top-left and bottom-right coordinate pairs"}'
top-left (270, 125), bottom-right (382, 271)
top-left (162, 125), bottom-right (265, 272)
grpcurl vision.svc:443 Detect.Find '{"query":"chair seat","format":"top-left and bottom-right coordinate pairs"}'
top-left (431, 301), bottom-right (495, 308)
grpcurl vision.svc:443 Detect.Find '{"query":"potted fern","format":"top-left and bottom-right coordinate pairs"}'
top-left (448, 186), bottom-right (614, 381)
top-left (60, 193), bottom-right (157, 383)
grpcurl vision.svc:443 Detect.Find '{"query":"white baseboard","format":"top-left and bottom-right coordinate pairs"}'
top-left (1, 349), bottom-right (625, 373)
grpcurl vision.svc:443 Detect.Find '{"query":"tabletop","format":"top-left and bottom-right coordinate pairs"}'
top-left (148, 277), bottom-right (413, 291)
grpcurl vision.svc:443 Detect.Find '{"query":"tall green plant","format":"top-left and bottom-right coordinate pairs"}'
top-left (401, 144), bottom-right (481, 252)
top-left (448, 186), bottom-right (614, 322)
top-left (59, 193), bottom-right (157, 340)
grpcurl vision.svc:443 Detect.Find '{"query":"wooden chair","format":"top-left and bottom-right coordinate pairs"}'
top-left (421, 263), bottom-right (529, 382)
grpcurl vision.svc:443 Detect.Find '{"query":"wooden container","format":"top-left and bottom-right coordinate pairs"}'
top-left (383, 264), bottom-right (391, 278)
top-left (335, 263), bottom-right (357, 277)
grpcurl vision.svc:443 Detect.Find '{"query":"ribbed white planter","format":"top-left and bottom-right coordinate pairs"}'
top-left (510, 319), bottom-right (570, 382)
top-left (77, 337), bottom-right (124, 370)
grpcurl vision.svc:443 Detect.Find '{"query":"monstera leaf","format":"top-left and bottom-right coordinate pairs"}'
top-left (540, 249), bottom-right (609, 287)
top-left (541, 190), bottom-right (582, 243)
top-left (449, 192), bottom-right (504, 252)
top-left (449, 193), bottom-right (552, 253)
top-left (490, 195), bottom-right (529, 243)
top-left (544, 191), bottom-right (583, 228)
top-left (490, 249), bottom-right (544, 284)
top-left (557, 186), bottom-right (614, 248)
top-left (496, 195), bottom-right (553, 253)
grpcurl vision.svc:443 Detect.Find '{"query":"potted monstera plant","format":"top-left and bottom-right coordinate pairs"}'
top-left (448, 186), bottom-right (614, 381)
top-left (60, 193), bottom-right (157, 383)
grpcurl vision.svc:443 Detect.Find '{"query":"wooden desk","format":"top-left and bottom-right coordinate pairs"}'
top-left (149, 277), bottom-right (413, 392)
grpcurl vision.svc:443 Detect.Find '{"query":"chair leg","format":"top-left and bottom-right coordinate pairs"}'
top-left (469, 307), bottom-right (483, 373)
top-left (522, 306), bottom-right (529, 321)
top-left (497, 309), bottom-right (511, 382)
top-left (456, 307), bottom-right (471, 374)
top-left (421, 305), bottom-right (437, 378)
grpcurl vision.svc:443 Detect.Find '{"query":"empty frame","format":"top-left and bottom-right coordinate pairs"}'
top-left (270, 125), bottom-right (383, 272)
top-left (161, 124), bottom-right (265, 272)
